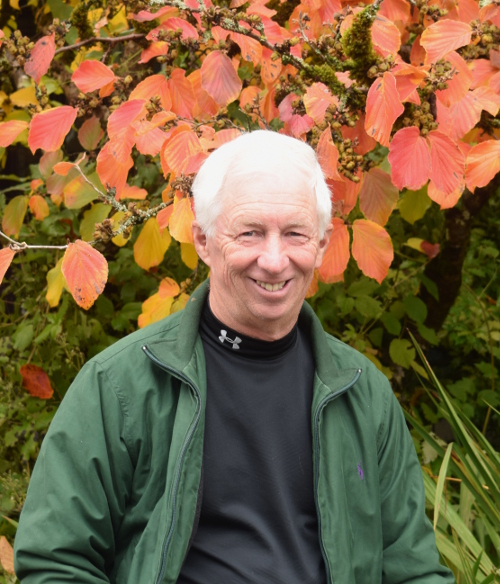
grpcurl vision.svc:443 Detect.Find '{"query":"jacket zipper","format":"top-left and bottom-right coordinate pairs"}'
top-left (313, 369), bottom-right (361, 584)
top-left (142, 345), bottom-right (202, 584)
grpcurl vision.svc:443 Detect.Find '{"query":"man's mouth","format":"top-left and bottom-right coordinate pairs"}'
top-left (255, 280), bottom-right (287, 292)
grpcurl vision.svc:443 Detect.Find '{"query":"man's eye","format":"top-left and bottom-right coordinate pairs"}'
top-left (241, 231), bottom-right (255, 237)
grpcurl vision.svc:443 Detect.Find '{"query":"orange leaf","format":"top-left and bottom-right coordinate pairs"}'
top-left (209, 128), bottom-right (241, 150)
top-left (78, 116), bottom-right (104, 150)
top-left (24, 33), bottom-right (56, 84)
top-left (201, 50), bottom-right (242, 107)
top-left (473, 86), bottom-right (500, 116)
top-left (351, 219), bottom-right (393, 284)
top-left (371, 14), bottom-right (401, 58)
top-left (159, 276), bottom-right (180, 297)
top-left (139, 41), bottom-right (170, 64)
top-left (53, 161), bottom-right (75, 176)
top-left (96, 139), bottom-right (134, 197)
top-left (161, 129), bottom-right (203, 175)
top-left (19, 364), bottom-right (53, 399)
top-left (278, 93), bottom-right (314, 138)
top-left (328, 176), bottom-right (361, 216)
top-left (303, 82), bottom-right (338, 124)
top-left (341, 114), bottom-right (377, 155)
top-left (317, 127), bottom-right (341, 180)
top-left (107, 99), bottom-right (146, 140)
top-left (28, 106), bottom-right (78, 153)
top-left (61, 239), bottom-right (108, 309)
top-left (157, 205), bottom-right (174, 230)
top-left (130, 6), bottom-right (177, 21)
top-left (261, 47), bottom-right (282, 85)
top-left (135, 127), bottom-right (167, 157)
top-left (0, 247), bottom-right (16, 286)
top-left (365, 72), bottom-right (404, 147)
top-left (388, 126), bottom-right (431, 190)
top-left (188, 69), bottom-right (219, 119)
top-left (29, 194), bottom-right (50, 221)
top-left (134, 217), bottom-right (171, 270)
top-left (465, 140), bottom-right (500, 191)
top-left (0, 120), bottom-right (29, 147)
top-left (447, 91), bottom-right (484, 141)
top-left (306, 270), bottom-right (319, 298)
top-left (435, 51), bottom-right (472, 107)
top-left (420, 20), bottom-right (472, 64)
top-left (148, 17), bottom-right (199, 41)
top-left (117, 184), bottom-right (148, 201)
top-left (379, 0), bottom-right (410, 23)
top-left (129, 74), bottom-right (172, 110)
top-left (72, 60), bottom-right (116, 94)
top-left (0, 536), bottom-right (14, 575)
top-left (426, 130), bottom-right (465, 195)
top-left (230, 30), bottom-right (262, 65)
top-left (167, 68), bottom-right (196, 119)
top-left (359, 167), bottom-right (399, 226)
top-left (469, 58), bottom-right (497, 89)
top-left (458, 0), bottom-right (479, 22)
top-left (2, 195), bottom-right (28, 238)
top-left (169, 197), bottom-right (195, 244)
top-left (318, 218), bottom-right (350, 283)
top-left (427, 182), bottom-right (463, 209)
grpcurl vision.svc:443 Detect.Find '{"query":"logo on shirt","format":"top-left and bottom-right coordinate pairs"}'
top-left (219, 330), bottom-right (242, 350)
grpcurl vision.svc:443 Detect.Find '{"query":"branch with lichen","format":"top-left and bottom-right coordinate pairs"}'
top-left (54, 33), bottom-right (145, 55)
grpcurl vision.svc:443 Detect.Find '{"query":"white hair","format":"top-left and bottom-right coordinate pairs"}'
top-left (192, 130), bottom-right (332, 238)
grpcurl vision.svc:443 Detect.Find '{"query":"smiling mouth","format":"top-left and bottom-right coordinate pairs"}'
top-left (254, 280), bottom-right (287, 292)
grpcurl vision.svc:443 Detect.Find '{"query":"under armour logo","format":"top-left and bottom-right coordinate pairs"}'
top-left (219, 330), bottom-right (242, 349)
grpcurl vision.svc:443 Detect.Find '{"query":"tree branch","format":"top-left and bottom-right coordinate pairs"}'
top-left (54, 33), bottom-right (145, 55)
top-left (0, 230), bottom-right (68, 251)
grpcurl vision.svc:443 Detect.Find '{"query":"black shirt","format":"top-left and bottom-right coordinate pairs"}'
top-left (176, 301), bottom-right (327, 584)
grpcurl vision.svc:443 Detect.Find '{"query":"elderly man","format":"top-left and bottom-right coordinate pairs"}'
top-left (15, 131), bottom-right (453, 583)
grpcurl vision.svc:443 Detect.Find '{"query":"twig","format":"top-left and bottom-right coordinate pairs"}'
top-left (74, 165), bottom-right (128, 213)
top-left (0, 230), bottom-right (68, 250)
top-left (54, 33), bottom-right (145, 55)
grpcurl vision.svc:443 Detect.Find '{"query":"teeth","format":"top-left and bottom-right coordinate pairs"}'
top-left (256, 280), bottom-right (286, 292)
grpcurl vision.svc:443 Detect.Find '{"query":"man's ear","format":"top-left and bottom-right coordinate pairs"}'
top-left (192, 221), bottom-right (212, 267)
top-left (315, 222), bottom-right (333, 269)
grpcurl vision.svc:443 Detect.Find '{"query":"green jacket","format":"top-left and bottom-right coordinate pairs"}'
top-left (15, 282), bottom-right (454, 584)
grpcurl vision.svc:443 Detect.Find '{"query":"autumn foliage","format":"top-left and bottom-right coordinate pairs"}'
top-left (1, 0), bottom-right (500, 321)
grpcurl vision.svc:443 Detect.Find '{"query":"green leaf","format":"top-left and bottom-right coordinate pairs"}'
top-left (434, 442), bottom-right (454, 531)
top-left (337, 296), bottom-right (354, 317)
top-left (354, 295), bottom-right (382, 318)
top-left (478, 390), bottom-right (500, 407)
top-left (79, 203), bottom-right (111, 242)
top-left (417, 322), bottom-right (439, 345)
top-left (390, 300), bottom-right (406, 319)
top-left (448, 378), bottom-right (475, 402)
top-left (403, 295), bottom-right (428, 323)
top-left (389, 339), bottom-right (415, 368)
top-left (475, 362), bottom-right (498, 378)
top-left (47, 0), bottom-right (73, 19)
top-left (417, 273), bottom-right (439, 301)
top-left (347, 278), bottom-right (379, 297)
top-left (13, 323), bottom-right (34, 351)
top-left (398, 187), bottom-right (432, 224)
top-left (381, 312), bottom-right (401, 336)
top-left (368, 327), bottom-right (383, 347)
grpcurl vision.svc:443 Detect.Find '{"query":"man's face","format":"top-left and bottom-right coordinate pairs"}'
top-left (193, 174), bottom-right (331, 340)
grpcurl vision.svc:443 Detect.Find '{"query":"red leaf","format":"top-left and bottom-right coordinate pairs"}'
top-left (261, 47), bottom-right (282, 85)
top-left (28, 106), bottom-right (78, 153)
top-left (359, 167), bottom-right (399, 226)
top-left (129, 74), bottom-right (172, 111)
top-left (139, 42), bottom-right (170, 64)
top-left (157, 205), bottom-right (174, 230)
top-left (316, 127), bottom-right (341, 179)
top-left (465, 140), bottom-right (500, 191)
top-left (29, 194), bottom-right (49, 220)
top-left (167, 68), bottom-right (196, 119)
top-left (61, 240), bottom-right (108, 309)
top-left (303, 82), bottom-right (338, 124)
top-left (365, 72), bottom-right (404, 147)
top-left (147, 17), bottom-right (199, 41)
top-left (371, 14), bottom-right (401, 58)
top-left (328, 176), bottom-right (361, 216)
top-left (0, 247), bottom-right (16, 286)
top-left (201, 51), bottom-right (242, 107)
top-left (278, 93), bottom-right (314, 138)
top-left (24, 33), bottom-right (55, 84)
top-left (352, 219), bottom-right (394, 284)
top-left (72, 60), bottom-right (116, 94)
top-left (0, 120), bottom-right (29, 147)
top-left (230, 30), bottom-right (262, 65)
top-left (420, 240), bottom-right (440, 258)
top-left (130, 6), bottom-right (177, 21)
top-left (388, 127), bottom-right (431, 190)
top-left (19, 364), bottom-right (53, 399)
top-left (420, 20), bottom-right (472, 64)
top-left (426, 130), bottom-right (465, 195)
top-left (380, 0), bottom-right (410, 23)
top-left (78, 116), bottom-right (104, 150)
top-left (161, 129), bottom-right (203, 175)
top-left (318, 218), bottom-right (350, 283)
top-left (107, 99), bottom-right (146, 140)
top-left (96, 138), bottom-right (134, 197)
top-left (435, 51), bottom-right (472, 107)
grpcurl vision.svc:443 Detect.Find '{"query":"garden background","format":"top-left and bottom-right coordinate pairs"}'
top-left (0, 0), bottom-right (499, 580)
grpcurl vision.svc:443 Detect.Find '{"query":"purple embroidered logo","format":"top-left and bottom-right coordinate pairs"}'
top-left (357, 463), bottom-right (364, 480)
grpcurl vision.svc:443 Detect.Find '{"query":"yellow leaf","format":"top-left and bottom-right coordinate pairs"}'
top-left (138, 293), bottom-right (174, 328)
top-left (110, 211), bottom-right (130, 247)
top-left (169, 197), bottom-right (194, 244)
top-left (180, 242), bottom-right (198, 269)
top-left (2, 195), bottom-right (28, 237)
top-left (170, 292), bottom-right (190, 314)
top-left (80, 203), bottom-right (111, 242)
top-left (106, 6), bottom-right (128, 34)
top-left (397, 187), bottom-right (432, 225)
top-left (134, 217), bottom-right (171, 270)
top-left (10, 86), bottom-right (38, 107)
top-left (46, 257), bottom-right (68, 308)
top-left (9, 0), bottom-right (20, 10)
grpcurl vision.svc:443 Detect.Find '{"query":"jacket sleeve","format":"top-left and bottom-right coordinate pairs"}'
top-left (14, 360), bottom-right (134, 583)
top-left (378, 386), bottom-right (455, 584)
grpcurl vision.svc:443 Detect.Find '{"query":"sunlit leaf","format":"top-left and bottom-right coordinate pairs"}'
top-left (2, 195), bottom-right (28, 237)
top-left (96, 139), bottom-right (134, 197)
top-left (107, 99), bottom-right (146, 139)
top-left (303, 83), bottom-right (338, 124)
top-left (53, 161), bottom-right (76, 176)
top-left (261, 47), bottom-right (282, 85)
top-left (157, 204), bottom-right (174, 231)
top-left (328, 175), bottom-right (361, 215)
top-left (352, 219), bottom-right (394, 283)
top-left (72, 60), bottom-right (116, 93)
top-left (465, 140), bottom-right (500, 192)
top-left (427, 130), bottom-right (465, 195)
top-left (371, 14), bottom-right (401, 58)
top-left (161, 128), bottom-right (204, 176)
top-left (167, 68), bottom-right (196, 118)
top-left (46, 257), bottom-right (67, 308)
top-left (188, 69), bottom-right (219, 119)
top-left (359, 167), bottom-right (399, 226)
top-left (201, 50), bottom-right (242, 107)
top-left (129, 74), bottom-right (172, 110)
top-left (427, 182), bottom-right (463, 209)
top-left (435, 51), bottom-right (472, 107)
top-left (61, 239), bottom-right (108, 309)
top-left (420, 20), bottom-right (472, 64)
top-left (365, 72), bottom-right (404, 147)
top-left (63, 174), bottom-right (99, 209)
top-left (0, 247), bottom-right (16, 286)
top-left (138, 293), bottom-right (174, 328)
top-left (139, 41), bottom-right (170, 64)
top-left (181, 242), bottom-right (199, 269)
top-left (0, 120), bottom-right (29, 147)
top-left (28, 194), bottom-right (49, 221)
top-left (169, 197), bottom-right (195, 244)
top-left (78, 116), bottom-right (104, 150)
top-left (134, 217), bottom-right (171, 270)
top-left (318, 218), bottom-right (350, 283)
top-left (388, 126), bottom-right (431, 190)
top-left (159, 277), bottom-right (180, 297)
top-left (28, 106), bottom-right (78, 153)
top-left (117, 184), bottom-right (148, 201)
top-left (24, 33), bottom-right (56, 84)
top-left (19, 364), bottom-right (53, 399)
top-left (317, 127), bottom-right (341, 179)
top-left (231, 30), bottom-right (262, 65)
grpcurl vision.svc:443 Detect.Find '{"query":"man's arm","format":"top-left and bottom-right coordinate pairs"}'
top-left (378, 386), bottom-right (455, 584)
top-left (14, 360), bottom-right (134, 583)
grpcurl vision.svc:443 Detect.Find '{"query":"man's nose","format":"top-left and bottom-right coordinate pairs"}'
top-left (256, 235), bottom-right (290, 274)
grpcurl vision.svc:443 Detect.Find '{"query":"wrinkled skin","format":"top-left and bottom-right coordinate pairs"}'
top-left (192, 175), bottom-right (331, 341)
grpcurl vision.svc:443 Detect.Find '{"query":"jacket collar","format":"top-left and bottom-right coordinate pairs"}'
top-left (145, 279), bottom-right (361, 397)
